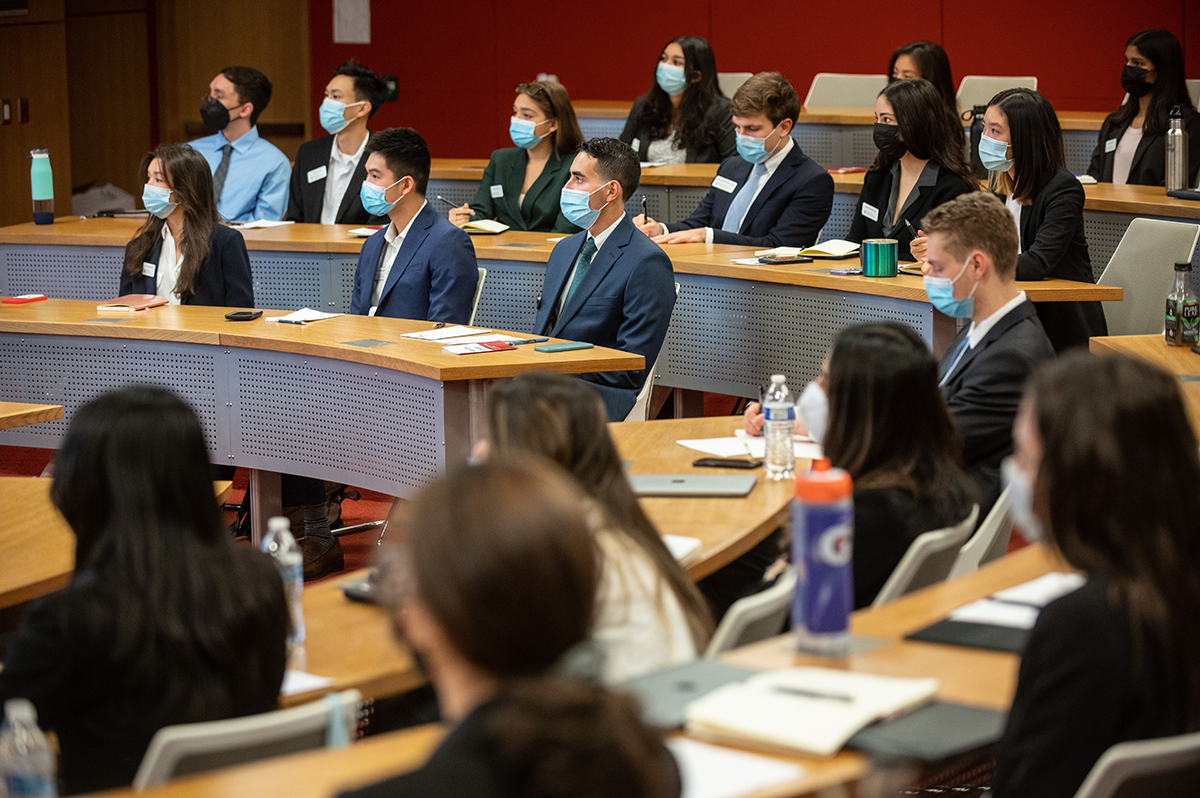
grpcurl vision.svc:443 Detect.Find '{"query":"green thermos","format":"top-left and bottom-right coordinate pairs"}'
top-left (30, 148), bottom-right (54, 225)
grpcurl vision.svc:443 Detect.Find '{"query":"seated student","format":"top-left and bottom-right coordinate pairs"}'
top-left (349, 127), bottom-right (479, 322)
top-left (340, 457), bottom-right (681, 798)
top-left (887, 41), bottom-right (957, 119)
top-left (635, 72), bottom-right (834, 248)
top-left (1087, 29), bottom-right (1200, 187)
top-left (484, 373), bottom-right (712, 682)
top-left (287, 60), bottom-right (389, 225)
top-left (534, 137), bottom-right (676, 421)
top-left (619, 36), bottom-right (735, 164)
top-left (742, 323), bottom-right (976, 608)
top-left (121, 143), bottom-right (253, 308)
top-left (0, 386), bottom-right (288, 796)
top-left (992, 352), bottom-right (1200, 798)
top-left (982, 88), bottom-right (1108, 352)
top-left (449, 81), bottom-right (584, 233)
top-left (920, 191), bottom-right (1055, 514)
top-left (191, 66), bottom-right (290, 222)
top-left (848, 78), bottom-right (977, 261)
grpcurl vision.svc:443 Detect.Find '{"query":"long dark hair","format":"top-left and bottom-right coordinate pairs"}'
top-left (887, 41), bottom-right (957, 117)
top-left (987, 88), bottom-right (1065, 204)
top-left (635, 35), bottom-right (726, 154)
top-left (872, 78), bottom-right (977, 190)
top-left (124, 144), bottom-right (220, 298)
top-left (50, 386), bottom-right (288, 729)
top-left (517, 81), bottom-right (584, 158)
top-left (1025, 353), bottom-right (1200, 733)
top-left (1111, 29), bottom-right (1195, 138)
top-left (822, 322), bottom-right (975, 511)
top-left (487, 373), bottom-right (713, 649)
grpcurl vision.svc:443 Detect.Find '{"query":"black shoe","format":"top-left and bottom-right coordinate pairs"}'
top-left (300, 536), bottom-right (344, 581)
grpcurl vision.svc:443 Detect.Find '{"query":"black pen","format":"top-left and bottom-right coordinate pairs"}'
top-left (435, 196), bottom-right (459, 209)
top-left (641, 195), bottom-right (648, 221)
top-left (903, 218), bottom-right (918, 240)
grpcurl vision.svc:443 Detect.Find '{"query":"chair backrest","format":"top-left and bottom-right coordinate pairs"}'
top-left (468, 267), bottom-right (487, 326)
top-left (956, 76), bottom-right (1038, 114)
top-left (871, 505), bottom-right (979, 608)
top-left (1071, 730), bottom-right (1200, 798)
top-left (949, 487), bottom-right (1013, 579)
top-left (803, 73), bottom-right (888, 109)
top-left (718, 72), bottom-right (753, 99)
top-left (1188, 79), bottom-right (1200, 110)
top-left (705, 569), bottom-right (797, 657)
top-left (623, 283), bottom-right (680, 422)
top-left (1098, 218), bottom-right (1200, 336)
top-left (133, 689), bottom-right (362, 789)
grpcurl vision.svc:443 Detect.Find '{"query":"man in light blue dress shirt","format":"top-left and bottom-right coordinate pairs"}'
top-left (191, 66), bottom-right (291, 222)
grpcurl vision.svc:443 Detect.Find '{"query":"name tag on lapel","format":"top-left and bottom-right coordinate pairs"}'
top-left (142, 262), bottom-right (156, 278)
top-left (712, 175), bottom-right (738, 193)
top-left (1105, 137), bottom-right (1117, 154)
top-left (862, 203), bottom-right (879, 222)
top-left (631, 138), bottom-right (640, 151)
top-left (307, 165), bottom-right (328, 183)
top-left (490, 184), bottom-right (504, 198)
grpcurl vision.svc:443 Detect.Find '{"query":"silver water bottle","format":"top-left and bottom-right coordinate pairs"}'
top-left (1166, 104), bottom-right (1188, 191)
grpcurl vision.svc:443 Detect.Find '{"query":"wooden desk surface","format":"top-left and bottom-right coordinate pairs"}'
top-left (0, 402), bottom-right (63, 431)
top-left (1089, 334), bottom-right (1200, 434)
top-left (0, 300), bottom-right (643, 382)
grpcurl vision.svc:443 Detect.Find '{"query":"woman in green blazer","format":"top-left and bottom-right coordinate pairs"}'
top-left (450, 81), bottom-right (584, 234)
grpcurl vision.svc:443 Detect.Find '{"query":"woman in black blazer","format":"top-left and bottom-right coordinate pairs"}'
top-left (992, 353), bottom-right (1200, 798)
top-left (847, 78), bottom-right (977, 260)
top-left (1087, 29), bottom-right (1200, 187)
top-left (449, 81), bottom-right (583, 234)
top-left (121, 143), bottom-right (253, 307)
top-left (619, 36), bottom-right (735, 164)
top-left (982, 88), bottom-right (1107, 352)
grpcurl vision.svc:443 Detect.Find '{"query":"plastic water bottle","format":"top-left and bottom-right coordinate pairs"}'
top-left (262, 516), bottom-right (306, 658)
top-left (1166, 105), bottom-right (1189, 193)
top-left (29, 150), bottom-right (54, 226)
top-left (792, 458), bottom-right (854, 656)
top-left (0, 699), bottom-right (56, 797)
top-left (763, 374), bottom-right (794, 480)
top-left (1165, 261), bottom-right (1199, 347)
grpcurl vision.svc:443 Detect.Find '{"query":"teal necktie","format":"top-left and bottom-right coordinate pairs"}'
top-left (562, 237), bottom-right (598, 307)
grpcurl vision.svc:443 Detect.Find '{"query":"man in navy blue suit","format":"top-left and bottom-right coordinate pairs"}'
top-left (534, 138), bottom-right (677, 421)
top-left (634, 72), bottom-right (833, 249)
top-left (349, 128), bottom-right (478, 321)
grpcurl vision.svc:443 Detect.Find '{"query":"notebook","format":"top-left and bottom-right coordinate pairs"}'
top-left (97, 294), bottom-right (168, 312)
top-left (627, 474), bottom-right (757, 497)
top-left (846, 701), bottom-right (1006, 762)
top-left (620, 659), bottom-right (758, 728)
top-left (756, 240), bottom-right (860, 260)
top-left (461, 219), bottom-right (510, 234)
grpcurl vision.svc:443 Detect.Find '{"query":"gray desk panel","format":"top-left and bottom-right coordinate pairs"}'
top-left (427, 178), bottom-right (481, 218)
top-left (250, 250), bottom-right (324, 310)
top-left (823, 192), bottom-right (858, 242)
top-left (473, 257), bottom-right (546, 333)
top-left (578, 118), bottom-right (626, 140)
top-left (1, 244), bottom-right (124, 299)
top-left (1063, 130), bottom-right (1101, 176)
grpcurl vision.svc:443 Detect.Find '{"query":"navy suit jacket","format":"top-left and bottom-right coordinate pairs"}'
top-left (533, 215), bottom-right (676, 421)
top-left (349, 202), bottom-right (479, 323)
top-left (120, 223), bottom-right (253, 308)
top-left (666, 142), bottom-right (834, 248)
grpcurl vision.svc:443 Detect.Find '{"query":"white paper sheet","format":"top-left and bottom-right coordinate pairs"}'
top-left (281, 669), bottom-right (334, 697)
top-left (265, 308), bottom-right (343, 323)
top-left (676, 438), bottom-right (752, 457)
top-left (348, 227), bottom-right (382, 238)
top-left (436, 333), bottom-right (512, 346)
top-left (229, 219), bottom-right (294, 229)
top-left (992, 572), bottom-right (1085, 607)
top-left (401, 325), bottom-right (490, 341)
top-left (667, 738), bottom-right (805, 798)
top-left (663, 535), bottom-right (702, 561)
top-left (731, 258), bottom-right (761, 265)
top-left (734, 430), bottom-right (823, 461)
top-left (948, 598), bottom-right (1040, 630)
top-left (639, 162), bottom-right (667, 168)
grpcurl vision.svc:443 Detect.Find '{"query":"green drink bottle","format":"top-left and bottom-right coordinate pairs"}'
top-left (30, 149), bottom-right (54, 225)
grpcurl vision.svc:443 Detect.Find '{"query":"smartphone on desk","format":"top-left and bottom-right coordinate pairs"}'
top-left (225, 310), bottom-right (262, 321)
top-left (693, 457), bottom-right (763, 469)
top-left (534, 341), bottom-right (594, 353)
top-left (757, 256), bottom-right (814, 264)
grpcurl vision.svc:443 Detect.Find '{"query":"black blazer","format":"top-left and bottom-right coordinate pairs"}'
top-left (467, 148), bottom-right (579, 233)
top-left (286, 134), bottom-right (385, 225)
top-left (666, 144), bottom-right (834, 248)
top-left (939, 300), bottom-right (1055, 514)
top-left (993, 578), bottom-right (1178, 798)
top-left (846, 163), bottom-right (976, 257)
top-left (619, 94), bottom-right (736, 164)
top-left (1006, 168), bottom-right (1108, 352)
top-left (1087, 105), bottom-right (1200, 187)
top-left (120, 223), bottom-right (254, 308)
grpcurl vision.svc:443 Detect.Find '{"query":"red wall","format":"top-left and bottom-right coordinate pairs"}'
top-left (309, 0), bottom-right (1197, 158)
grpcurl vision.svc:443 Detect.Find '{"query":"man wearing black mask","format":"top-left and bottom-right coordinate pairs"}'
top-left (192, 66), bottom-right (291, 222)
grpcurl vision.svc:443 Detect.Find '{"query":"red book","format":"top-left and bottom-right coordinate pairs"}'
top-left (2, 294), bottom-right (48, 304)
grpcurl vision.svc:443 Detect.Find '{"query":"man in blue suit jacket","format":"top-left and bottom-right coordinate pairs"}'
top-left (349, 127), bottom-right (478, 322)
top-left (534, 138), bottom-right (677, 421)
top-left (634, 72), bottom-right (833, 249)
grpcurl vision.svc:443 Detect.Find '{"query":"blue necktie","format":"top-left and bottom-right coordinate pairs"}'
top-left (940, 334), bottom-right (971, 386)
top-left (721, 163), bottom-right (767, 233)
top-left (562, 238), bottom-right (598, 308)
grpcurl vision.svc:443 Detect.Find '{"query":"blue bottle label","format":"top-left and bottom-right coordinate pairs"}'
top-left (792, 500), bottom-right (854, 635)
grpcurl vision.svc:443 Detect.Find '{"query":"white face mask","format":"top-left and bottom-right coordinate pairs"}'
top-left (796, 381), bottom-right (829, 444)
top-left (1001, 457), bottom-right (1044, 542)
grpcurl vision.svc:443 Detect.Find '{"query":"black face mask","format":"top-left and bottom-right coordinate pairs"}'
top-left (872, 123), bottom-right (908, 161)
top-left (200, 97), bottom-right (233, 132)
top-left (1121, 65), bottom-right (1152, 99)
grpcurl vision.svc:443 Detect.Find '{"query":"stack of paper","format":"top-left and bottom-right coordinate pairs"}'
top-left (401, 325), bottom-right (490, 341)
top-left (266, 308), bottom-right (343, 324)
top-left (674, 434), bottom-right (822, 461)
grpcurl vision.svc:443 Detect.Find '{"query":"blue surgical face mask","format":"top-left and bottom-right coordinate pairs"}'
top-left (559, 182), bottom-right (614, 229)
top-left (319, 98), bottom-right (365, 135)
top-left (736, 123), bottom-right (783, 164)
top-left (142, 184), bottom-right (177, 219)
top-left (923, 255), bottom-right (979, 318)
top-left (979, 133), bottom-right (1014, 172)
top-left (1001, 457), bottom-right (1044, 542)
top-left (656, 62), bottom-right (687, 95)
top-left (360, 176), bottom-right (405, 217)
top-left (509, 117), bottom-right (549, 150)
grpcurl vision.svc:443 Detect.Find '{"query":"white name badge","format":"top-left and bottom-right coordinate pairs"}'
top-left (631, 138), bottom-right (640, 151)
top-left (1105, 137), bottom-right (1118, 153)
top-left (712, 175), bottom-right (738, 193)
top-left (142, 262), bottom-right (156, 278)
top-left (307, 165), bottom-right (328, 183)
top-left (862, 202), bottom-right (880, 222)
top-left (490, 184), bottom-right (504, 198)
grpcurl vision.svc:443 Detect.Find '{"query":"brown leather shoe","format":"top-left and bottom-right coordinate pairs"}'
top-left (300, 536), bottom-right (344, 581)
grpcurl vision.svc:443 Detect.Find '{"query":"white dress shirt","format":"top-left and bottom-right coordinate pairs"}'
top-left (559, 212), bottom-right (625, 314)
top-left (1005, 194), bottom-right (1024, 254)
top-left (157, 225), bottom-right (184, 305)
top-left (320, 132), bottom-right (369, 225)
top-left (369, 201), bottom-right (427, 315)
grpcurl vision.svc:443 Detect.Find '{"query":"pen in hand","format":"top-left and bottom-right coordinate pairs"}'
top-left (903, 218), bottom-right (918, 240)
top-left (435, 196), bottom-right (459, 209)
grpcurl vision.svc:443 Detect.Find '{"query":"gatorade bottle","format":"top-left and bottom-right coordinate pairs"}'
top-left (29, 150), bottom-right (54, 226)
top-left (792, 458), bottom-right (854, 655)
